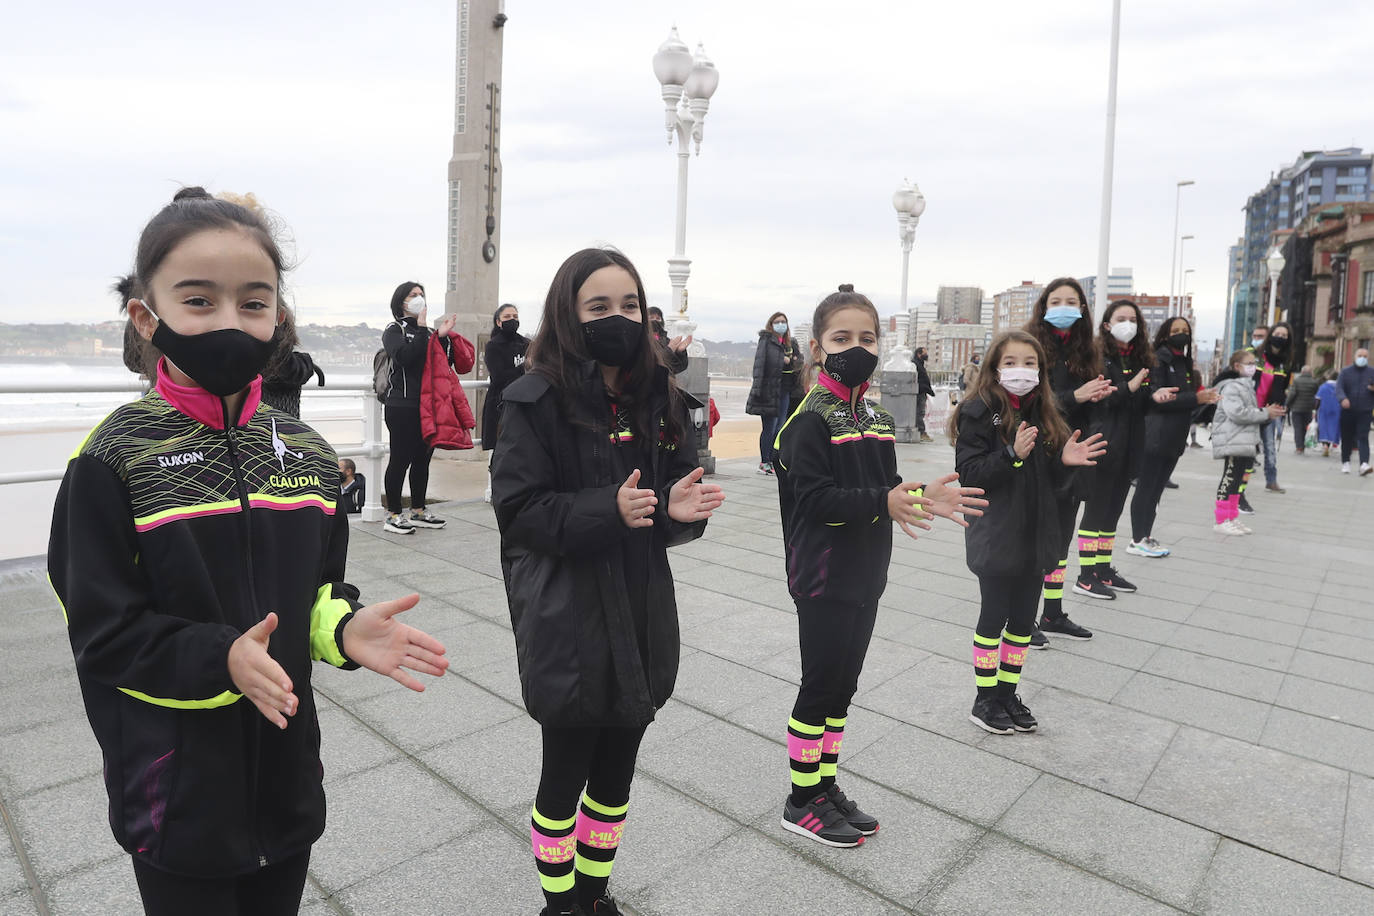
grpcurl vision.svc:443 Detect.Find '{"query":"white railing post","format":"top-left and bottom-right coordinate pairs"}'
top-left (360, 396), bottom-right (388, 522)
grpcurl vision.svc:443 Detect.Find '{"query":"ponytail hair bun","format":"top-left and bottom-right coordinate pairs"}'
top-left (172, 186), bottom-right (213, 203)
top-left (837, 283), bottom-right (855, 293)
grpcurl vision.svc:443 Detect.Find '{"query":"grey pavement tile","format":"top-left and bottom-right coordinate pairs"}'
top-left (1074, 605), bottom-right (1182, 643)
top-left (1197, 839), bottom-right (1374, 915)
top-left (315, 702), bottom-right (404, 784)
top-left (1300, 626), bottom-right (1374, 661)
top-left (394, 562), bottom-right (504, 598)
top-left (458, 655), bottom-right (527, 709)
top-left (311, 657), bottom-right (416, 704)
top-left (636, 718), bottom-right (785, 823)
top-left (1136, 726), bottom-right (1348, 871)
top-left (1112, 672), bottom-right (1272, 743)
top-left (634, 829), bottom-right (908, 916)
top-left (1323, 567), bottom-right (1374, 590)
top-left (1260, 707), bottom-right (1374, 778)
top-left (1164, 623), bottom-right (1296, 672)
top-left (0, 826), bottom-right (28, 898)
top-left (678, 606), bottom-right (796, 668)
top-left (0, 715), bottom-right (102, 798)
top-left (1143, 646), bottom-right (1286, 702)
top-left (1185, 605), bottom-right (1307, 646)
top-left (1201, 587), bottom-right (1313, 623)
top-left (672, 583), bottom-right (766, 631)
top-left (1318, 580), bottom-right (1372, 602)
top-left (1023, 646), bottom-right (1137, 702)
top-left (884, 614), bottom-right (972, 661)
top-left (852, 654), bottom-right (992, 744)
top-left (673, 565), bottom-right (794, 612)
top-left (1290, 648), bottom-right (1374, 692)
top-left (1345, 775), bottom-right (1374, 886)
top-left (999, 774), bottom-right (1219, 909)
top-left (918, 832), bottom-right (1178, 915)
top-left (0, 890), bottom-right (38, 915)
top-left (1308, 608), bottom-right (1374, 642)
top-left (0, 668), bottom-right (83, 739)
top-left (1277, 674), bottom-right (1374, 731)
top-left (9, 774), bottom-right (115, 886)
top-left (609, 777), bottom-right (743, 897)
top-left (978, 687), bottom-right (1178, 799)
top-left (444, 580), bottom-right (512, 619)
top-left (844, 723), bottom-right (1038, 826)
top-left (0, 634), bottom-right (73, 693)
top-left (419, 713), bottom-right (541, 824)
top-left (759, 771), bottom-right (983, 907)
top-left (332, 824), bottom-right (537, 916)
top-left (670, 651), bottom-right (795, 718)
top-left (439, 617), bottom-right (519, 677)
top-left (47, 855), bottom-right (141, 916)
top-left (310, 758), bottom-right (482, 894)
top-left (1040, 627), bottom-right (1161, 670)
top-left (350, 667), bottom-right (522, 753)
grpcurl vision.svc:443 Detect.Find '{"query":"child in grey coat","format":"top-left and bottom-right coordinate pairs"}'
top-left (1211, 350), bottom-right (1286, 535)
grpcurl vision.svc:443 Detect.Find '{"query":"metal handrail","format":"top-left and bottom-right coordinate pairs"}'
top-left (0, 378), bottom-right (490, 524)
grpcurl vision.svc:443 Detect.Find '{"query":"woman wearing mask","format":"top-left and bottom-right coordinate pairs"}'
top-left (482, 303), bottom-right (530, 501)
top-left (380, 282), bottom-right (470, 534)
top-left (747, 312), bottom-right (803, 475)
top-left (1254, 322), bottom-right (1293, 493)
top-left (1127, 317), bottom-right (1218, 558)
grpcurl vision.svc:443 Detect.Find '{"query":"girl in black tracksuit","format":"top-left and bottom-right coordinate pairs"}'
top-left (482, 303), bottom-right (529, 501)
top-left (774, 286), bottom-right (984, 850)
top-left (491, 248), bottom-right (724, 916)
top-left (1076, 300), bottom-right (1175, 596)
top-left (49, 188), bottom-right (448, 916)
top-left (951, 330), bottom-right (1106, 735)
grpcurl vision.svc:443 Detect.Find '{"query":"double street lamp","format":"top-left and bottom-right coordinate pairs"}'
top-left (1168, 179), bottom-right (1195, 318)
top-left (1267, 247), bottom-right (1286, 324)
top-left (892, 180), bottom-right (926, 316)
top-left (652, 27), bottom-right (719, 357)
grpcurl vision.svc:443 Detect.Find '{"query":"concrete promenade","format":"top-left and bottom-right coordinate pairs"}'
top-left (3, 439), bottom-right (1374, 914)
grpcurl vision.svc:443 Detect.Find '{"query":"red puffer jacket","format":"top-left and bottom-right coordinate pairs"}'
top-left (420, 332), bottom-right (477, 449)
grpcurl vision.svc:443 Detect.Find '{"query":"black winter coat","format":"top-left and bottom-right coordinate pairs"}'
top-left (955, 394), bottom-right (1077, 577)
top-left (261, 351), bottom-right (325, 418)
top-left (1048, 355), bottom-right (1098, 500)
top-left (912, 353), bottom-right (935, 396)
top-left (383, 318), bottom-right (457, 408)
top-left (747, 332), bottom-right (802, 415)
top-left (1142, 347), bottom-right (1201, 456)
top-left (491, 363), bottom-right (706, 727)
top-left (1094, 346), bottom-right (1151, 476)
top-left (481, 329), bottom-right (529, 451)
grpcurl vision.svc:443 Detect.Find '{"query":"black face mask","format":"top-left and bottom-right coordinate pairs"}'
top-left (1168, 332), bottom-right (1191, 351)
top-left (149, 307), bottom-right (277, 398)
top-left (821, 345), bottom-right (879, 390)
top-left (500, 318), bottom-right (520, 336)
top-left (582, 314), bottom-right (643, 368)
top-left (1269, 337), bottom-right (1290, 354)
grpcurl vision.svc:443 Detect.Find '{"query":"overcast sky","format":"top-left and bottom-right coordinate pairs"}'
top-left (1, 0), bottom-right (1369, 347)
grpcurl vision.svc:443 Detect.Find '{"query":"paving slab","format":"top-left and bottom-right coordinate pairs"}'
top-left (1196, 839), bottom-right (1374, 915)
top-left (46, 855), bottom-right (140, 916)
top-left (9, 774), bottom-right (115, 889)
top-left (0, 716), bottom-right (102, 800)
top-left (1345, 774), bottom-right (1374, 886)
top-left (1260, 706), bottom-right (1374, 778)
top-left (0, 825), bottom-right (29, 898)
top-left (349, 668), bottom-right (522, 753)
top-left (1112, 671), bottom-right (1273, 743)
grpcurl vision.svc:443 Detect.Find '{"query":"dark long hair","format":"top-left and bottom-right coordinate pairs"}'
top-left (527, 248), bottom-right (684, 444)
top-left (1098, 299), bottom-right (1155, 371)
top-left (1028, 277), bottom-right (1100, 380)
top-left (390, 281), bottom-right (423, 321)
top-left (1261, 321), bottom-right (1294, 371)
top-left (948, 330), bottom-right (1072, 451)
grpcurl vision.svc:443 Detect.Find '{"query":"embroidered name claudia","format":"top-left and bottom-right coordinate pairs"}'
top-left (269, 474), bottom-right (321, 489)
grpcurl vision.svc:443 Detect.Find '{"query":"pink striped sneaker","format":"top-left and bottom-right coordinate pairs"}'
top-left (781, 793), bottom-right (865, 848)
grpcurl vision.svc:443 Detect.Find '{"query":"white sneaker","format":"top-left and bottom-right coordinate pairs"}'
top-left (1342, 463), bottom-right (1351, 474)
top-left (383, 512), bottom-right (415, 535)
top-left (1213, 520), bottom-right (1244, 536)
top-left (1232, 519), bottom-right (1253, 534)
top-left (1362, 463), bottom-right (1372, 477)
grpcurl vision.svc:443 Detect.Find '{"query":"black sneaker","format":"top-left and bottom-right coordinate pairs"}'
top-left (407, 509), bottom-right (447, 529)
top-left (1001, 693), bottom-right (1038, 732)
top-left (1096, 566), bottom-right (1136, 593)
top-left (826, 783), bottom-right (879, 835)
top-left (589, 896), bottom-right (623, 915)
top-left (1029, 624), bottom-right (1049, 650)
top-left (1041, 614), bottom-right (1093, 639)
top-left (539, 906), bottom-right (586, 916)
top-left (1072, 577), bottom-right (1116, 600)
top-left (383, 513), bottom-right (415, 535)
top-left (1238, 495), bottom-right (1255, 515)
top-left (970, 694), bottom-right (1015, 735)
top-left (781, 793), bottom-right (865, 847)
top-left (1164, 478), bottom-right (1179, 489)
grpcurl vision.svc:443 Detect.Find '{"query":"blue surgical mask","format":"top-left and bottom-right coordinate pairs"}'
top-left (1358, 356), bottom-right (1370, 368)
top-left (1251, 338), bottom-right (1264, 350)
top-left (1044, 305), bottom-right (1081, 329)
top-left (773, 321), bottom-right (788, 335)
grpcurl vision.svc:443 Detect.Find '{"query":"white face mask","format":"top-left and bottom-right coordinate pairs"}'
top-left (999, 367), bottom-right (1039, 396)
top-left (405, 295), bottom-right (426, 316)
top-left (1109, 321), bottom-right (1137, 343)
top-left (1240, 363), bottom-right (1257, 378)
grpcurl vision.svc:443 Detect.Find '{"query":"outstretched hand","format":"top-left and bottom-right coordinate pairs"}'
top-left (1062, 429), bottom-right (1108, 466)
top-left (342, 593), bottom-right (449, 692)
top-left (667, 466), bottom-right (725, 523)
top-left (922, 472), bottom-right (988, 529)
top-left (229, 613), bottom-right (296, 729)
top-left (617, 469), bottom-right (657, 528)
top-left (668, 335), bottom-right (692, 354)
top-left (887, 483), bottom-right (935, 541)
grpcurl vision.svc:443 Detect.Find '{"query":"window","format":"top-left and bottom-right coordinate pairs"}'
top-left (1364, 271), bottom-right (1374, 308)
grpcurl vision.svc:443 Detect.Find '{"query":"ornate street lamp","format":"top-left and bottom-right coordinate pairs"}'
top-left (1267, 247), bottom-right (1286, 324)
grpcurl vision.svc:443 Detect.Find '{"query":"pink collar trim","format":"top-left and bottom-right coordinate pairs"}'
top-left (154, 359), bottom-right (262, 429)
top-left (817, 371), bottom-right (870, 402)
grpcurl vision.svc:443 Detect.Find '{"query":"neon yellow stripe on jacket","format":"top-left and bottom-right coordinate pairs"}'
top-left (310, 584), bottom-right (354, 667)
top-left (118, 687), bottom-right (242, 709)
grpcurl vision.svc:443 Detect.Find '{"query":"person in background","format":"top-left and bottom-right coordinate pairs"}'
top-left (1211, 350), bottom-right (1285, 534)
top-left (1337, 348), bottom-right (1374, 475)
top-left (259, 307), bottom-right (324, 418)
top-left (339, 458), bottom-right (365, 514)
top-left (1285, 365), bottom-right (1319, 455)
top-left (746, 311), bottom-right (803, 476)
top-left (483, 303), bottom-right (530, 502)
top-left (912, 346), bottom-right (936, 443)
top-left (1252, 322), bottom-right (1292, 493)
top-left (960, 354), bottom-right (981, 397)
top-left (646, 306), bottom-right (690, 374)
top-left (1315, 369), bottom-right (1343, 457)
top-left (1249, 326), bottom-right (1268, 351)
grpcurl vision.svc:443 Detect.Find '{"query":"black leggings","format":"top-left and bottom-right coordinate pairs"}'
top-left (791, 598), bottom-right (879, 726)
top-left (132, 849), bottom-right (310, 916)
top-left (1130, 449), bottom-right (1183, 541)
top-left (536, 724), bottom-right (647, 820)
top-left (1217, 456), bottom-right (1253, 500)
top-left (1080, 460), bottom-right (1133, 540)
top-left (978, 574), bottom-right (1042, 640)
top-left (384, 405), bottom-right (434, 513)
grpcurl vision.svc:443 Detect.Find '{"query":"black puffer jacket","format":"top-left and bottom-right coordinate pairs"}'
top-left (746, 332), bottom-right (802, 416)
top-left (261, 352), bottom-right (325, 419)
top-left (1094, 346), bottom-right (1151, 476)
top-left (1047, 355), bottom-right (1098, 500)
top-left (955, 394), bottom-right (1077, 577)
top-left (491, 363), bottom-right (705, 727)
top-left (1142, 347), bottom-right (1201, 456)
top-left (481, 328), bottom-right (529, 451)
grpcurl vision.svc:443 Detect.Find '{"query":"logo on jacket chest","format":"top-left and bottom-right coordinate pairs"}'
top-left (157, 450), bottom-right (205, 468)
